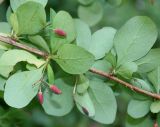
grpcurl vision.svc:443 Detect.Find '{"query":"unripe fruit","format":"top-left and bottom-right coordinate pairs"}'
top-left (50, 85), bottom-right (62, 94)
top-left (38, 91), bottom-right (43, 104)
top-left (54, 29), bottom-right (66, 37)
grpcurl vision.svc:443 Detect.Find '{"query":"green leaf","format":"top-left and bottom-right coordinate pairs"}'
top-left (15, 1), bottom-right (46, 35)
top-left (0, 22), bottom-right (12, 50)
top-left (10, 13), bottom-right (19, 34)
top-left (136, 48), bottom-right (160, 73)
top-left (131, 78), bottom-right (154, 93)
top-left (116, 62), bottom-right (137, 79)
top-left (77, 75), bottom-right (89, 94)
top-left (148, 66), bottom-right (160, 93)
top-left (47, 64), bottom-right (54, 84)
top-left (89, 27), bottom-right (116, 60)
top-left (127, 99), bottom-right (151, 119)
top-left (78, 1), bottom-right (103, 26)
top-left (78, 0), bottom-right (94, 5)
top-left (0, 22), bottom-right (11, 34)
top-left (50, 8), bottom-right (56, 21)
top-left (74, 19), bottom-right (92, 51)
top-left (28, 35), bottom-right (50, 52)
top-left (88, 80), bottom-right (117, 124)
top-left (54, 44), bottom-right (95, 74)
top-left (10, 0), bottom-right (48, 11)
top-left (0, 76), bottom-right (6, 91)
top-left (75, 21), bottom-right (116, 60)
top-left (125, 115), bottom-right (154, 127)
top-left (6, 6), bottom-right (12, 24)
top-left (0, 49), bottom-right (45, 77)
top-left (105, 51), bottom-right (117, 68)
top-left (42, 77), bottom-right (74, 116)
top-left (51, 11), bottom-right (76, 53)
top-left (4, 68), bottom-right (43, 108)
top-left (114, 16), bottom-right (158, 66)
top-left (74, 91), bottom-right (95, 117)
top-left (150, 101), bottom-right (160, 113)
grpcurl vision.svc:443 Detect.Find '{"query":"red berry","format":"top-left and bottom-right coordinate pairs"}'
top-left (37, 91), bottom-right (43, 104)
top-left (50, 85), bottom-right (62, 94)
top-left (54, 29), bottom-right (66, 37)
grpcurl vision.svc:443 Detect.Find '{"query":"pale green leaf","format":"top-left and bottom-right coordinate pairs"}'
top-left (74, 19), bottom-right (91, 51)
top-left (136, 48), bottom-right (160, 73)
top-left (150, 101), bottom-right (160, 113)
top-left (127, 99), bottom-right (151, 119)
top-left (0, 49), bottom-right (45, 77)
top-left (10, 0), bottom-right (48, 11)
top-left (89, 27), bottom-right (116, 60)
top-left (88, 80), bottom-right (117, 124)
top-left (42, 77), bottom-right (74, 116)
top-left (78, 1), bottom-right (103, 26)
top-left (114, 16), bottom-right (158, 66)
top-left (4, 68), bottom-right (43, 108)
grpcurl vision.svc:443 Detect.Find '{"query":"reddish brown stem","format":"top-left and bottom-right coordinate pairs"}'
top-left (0, 35), bottom-right (48, 58)
top-left (89, 68), bottom-right (160, 99)
top-left (0, 35), bottom-right (160, 99)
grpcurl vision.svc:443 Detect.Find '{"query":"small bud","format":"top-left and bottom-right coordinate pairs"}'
top-left (50, 85), bottom-right (62, 94)
top-left (38, 91), bottom-right (43, 104)
top-left (54, 29), bottom-right (66, 37)
top-left (82, 107), bottom-right (89, 116)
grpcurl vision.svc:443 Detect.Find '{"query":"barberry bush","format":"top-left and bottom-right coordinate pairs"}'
top-left (0, 0), bottom-right (160, 127)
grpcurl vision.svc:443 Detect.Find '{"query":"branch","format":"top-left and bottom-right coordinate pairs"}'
top-left (89, 68), bottom-right (160, 99)
top-left (0, 35), bottom-right (160, 99)
top-left (0, 35), bottom-right (48, 58)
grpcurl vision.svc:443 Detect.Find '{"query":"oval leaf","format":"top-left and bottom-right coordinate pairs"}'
top-left (54, 44), bottom-right (95, 74)
top-left (42, 77), bottom-right (74, 116)
top-left (88, 80), bottom-right (117, 124)
top-left (114, 16), bottom-right (158, 66)
top-left (15, 1), bottom-right (46, 35)
top-left (127, 99), bottom-right (151, 119)
top-left (78, 1), bottom-right (103, 26)
top-left (4, 68), bottom-right (43, 108)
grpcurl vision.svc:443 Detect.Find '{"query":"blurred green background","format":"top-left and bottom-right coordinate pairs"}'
top-left (0, 0), bottom-right (159, 127)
